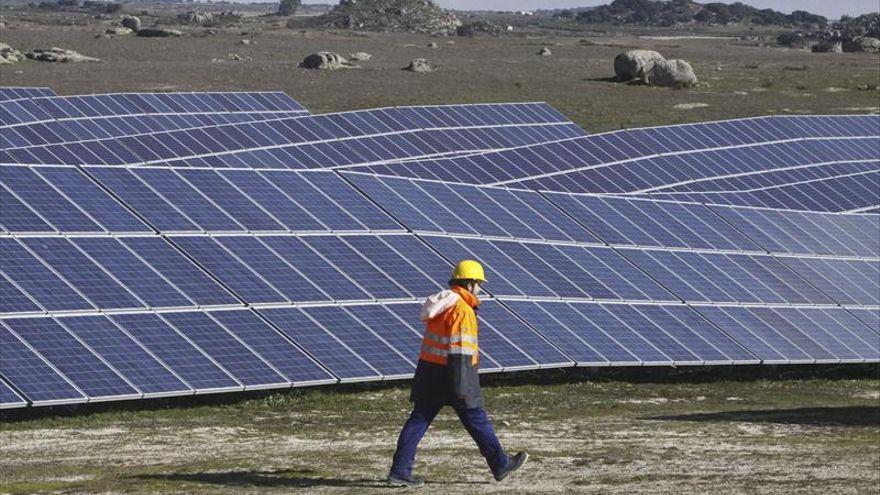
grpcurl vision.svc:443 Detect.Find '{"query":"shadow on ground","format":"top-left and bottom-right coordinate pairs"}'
top-left (133, 469), bottom-right (490, 489)
top-left (646, 406), bottom-right (880, 427)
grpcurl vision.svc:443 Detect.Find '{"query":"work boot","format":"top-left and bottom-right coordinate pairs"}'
top-left (387, 473), bottom-right (425, 488)
top-left (493, 451), bottom-right (529, 482)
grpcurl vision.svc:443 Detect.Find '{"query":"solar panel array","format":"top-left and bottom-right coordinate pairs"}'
top-left (0, 87), bottom-right (56, 102)
top-left (1, 87), bottom-right (877, 409)
top-left (339, 115), bottom-right (879, 213)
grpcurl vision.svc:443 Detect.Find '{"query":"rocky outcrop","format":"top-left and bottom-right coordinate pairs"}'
top-left (348, 51), bottom-right (373, 61)
top-left (0, 42), bottom-right (24, 64)
top-left (26, 47), bottom-right (101, 63)
top-left (321, 0), bottom-right (460, 35)
top-left (614, 49), bottom-right (665, 81)
top-left (403, 58), bottom-right (434, 72)
top-left (136, 28), bottom-right (183, 38)
top-left (300, 51), bottom-right (351, 70)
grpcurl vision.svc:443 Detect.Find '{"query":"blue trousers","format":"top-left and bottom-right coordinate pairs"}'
top-left (390, 402), bottom-right (509, 478)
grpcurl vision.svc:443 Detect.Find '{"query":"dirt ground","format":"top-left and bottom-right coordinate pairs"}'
top-left (0, 14), bottom-right (878, 132)
top-left (1, 368), bottom-right (878, 494)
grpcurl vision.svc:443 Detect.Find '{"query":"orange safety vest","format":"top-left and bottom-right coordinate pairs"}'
top-left (417, 286), bottom-right (480, 367)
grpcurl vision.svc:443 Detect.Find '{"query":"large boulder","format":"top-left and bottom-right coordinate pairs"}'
top-left (644, 59), bottom-right (698, 87)
top-left (136, 28), bottom-right (183, 38)
top-left (614, 49), bottom-right (665, 81)
top-left (300, 51), bottom-right (350, 70)
top-left (121, 15), bottom-right (140, 31)
top-left (812, 41), bottom-right (843, 53)
top-left (26, 47), bottom-right (101, 63)
top-left (0, 42), bottom-right (24, 64)
top-left (403, 58), bottom-right (434, 73)
top-left (844, 36), bottom-right (880, 53)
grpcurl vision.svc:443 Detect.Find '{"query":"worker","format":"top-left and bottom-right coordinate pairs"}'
top-left (387, 260), bottom-right (528, 488)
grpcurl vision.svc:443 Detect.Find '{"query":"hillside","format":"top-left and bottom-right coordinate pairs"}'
top-left (564, 0), bottom-right (827, 29)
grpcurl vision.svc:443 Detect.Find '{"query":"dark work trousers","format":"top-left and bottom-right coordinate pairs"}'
top-left (390, 402), bottom-right (509, 479)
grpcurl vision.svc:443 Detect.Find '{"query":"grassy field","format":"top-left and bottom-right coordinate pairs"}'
top-left (1, 366), bottom-right (878, 494)
top-left (0, 15), bottom-right (878, 132)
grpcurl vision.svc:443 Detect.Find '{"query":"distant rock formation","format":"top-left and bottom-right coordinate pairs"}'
top-left (569, 0), bottom-right (827, 29)
top-left (777, 13), bottom-right (880, 53)
top-left (321, 0), bottom-right (461, 35)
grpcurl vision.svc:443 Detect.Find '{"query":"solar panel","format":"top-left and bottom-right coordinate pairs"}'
top-left (1, 88), bottom-right (876, 409)
top-left (0, 87), bottom-right (56, 102)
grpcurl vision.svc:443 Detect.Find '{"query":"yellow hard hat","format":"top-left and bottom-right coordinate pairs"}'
top-left (451, 259), bottom-right (487, 283)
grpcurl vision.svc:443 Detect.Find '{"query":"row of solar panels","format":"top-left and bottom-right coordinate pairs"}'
top-left (0, 167), bottom-right (880, 405)
top-left (1, 89), bottom-right (877, 409)
top-left (2, 299), bottom-right (877, 409)
top-left (3, 89), bottom-right (875, 213)
top-left (3, 164), bottom-right (876, 258)
top-left (0, 91), bottom-right (308, 126)
top-left (0, 87), bottom-right (56, 102)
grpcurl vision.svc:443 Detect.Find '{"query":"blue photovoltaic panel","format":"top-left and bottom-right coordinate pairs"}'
top-left (300, 305), bottom-right (415, 377)
top-left (299, 236), bottom-right (411, 299)
top-left (343, 235), bottom-right (442, 297)
top-left (32, 167), bottom-right (151, 232)
top-left (86, 167), bottom-right (200, 232)
top-left (22, 237), bottom-right (144, 310)
top-left (258, 307), bottom-right (380, 381)
top-left (0, 87), bottom-right (57, 102)
top-left (3, 317), bottom-right (140, 400)
top-left (216, 236), bottom-right (329, 303)
top-left (1, 237), bottom-right (95, 312)
top-left (73, 237), bottom-right (194, 309)
top-left (57, 315), bottom-right (192, 396)
top-left (777, 258), bottom-right (879, 306)
top-left (0, 186), bottom-right (56, 233)
top-left (849, 309), bottom-right (880, 334)
top-left (171, 236), bottom-right (286, 304)
top-left (0, 379), bottom-right (28, 408)
top-left (121, 237), bottom-right (240, 307)
top-left (258, 236), bottom-right (370, 301)
top-left (209, 310), bottom-right (336, 384)
top-left (0, 274), bottom-right (43, 314)
top-left (0, 324), bottom-right (86, 405)
top-left (111, 312), bottom-right (241, 391)
top-left (479, 300), bottom-right (573, 368)
top-left (1, 166), bottom-right (103, 232)
top-left (160, 311), bottom-right (289, 388)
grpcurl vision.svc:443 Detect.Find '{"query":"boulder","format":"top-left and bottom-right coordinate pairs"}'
top-left (614, 49), bottom-right (665, 81)
top-left (26, 47), bottom-right (101, 63)
top-left (106, 27), bottom-right (133, 35)
top-left (644, 59), bottom-right (698, 87)
top-left (136, 28), bottom-right (183, 38)
top-left (348, 51), bottom-right (373, 61)
top-left (538, 47), bottom-right (552, 56)
top-left (121, 15), bottom-right (140, 31)
top-left (0, 42), bottom-right (24, 64)
top-left (427, 41), bottom-right (438, 48)
top-left (322, 0), bottom-right (461, 35)
top-left (299, 51), bottom-right (349, 70)
top-left (812, 41), bottom-right (843, 53)
top-left (403, 58), bottom-right (433, 73)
